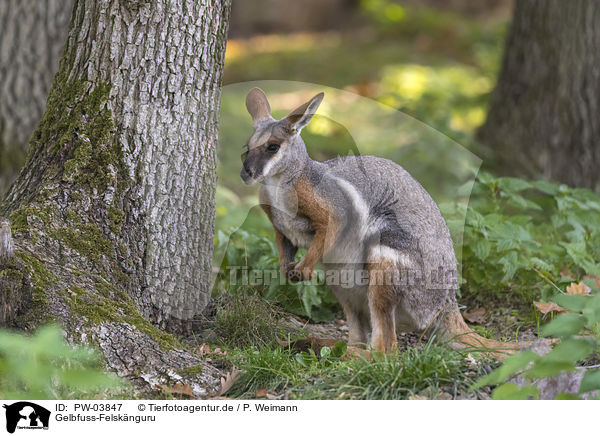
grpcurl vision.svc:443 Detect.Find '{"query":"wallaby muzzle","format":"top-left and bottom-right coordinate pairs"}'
top-left (240, 163), bottom-right (254, 184)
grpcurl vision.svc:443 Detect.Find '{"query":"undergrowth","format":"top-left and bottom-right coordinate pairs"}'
top-left (224, 339), bottom-right (490, 400)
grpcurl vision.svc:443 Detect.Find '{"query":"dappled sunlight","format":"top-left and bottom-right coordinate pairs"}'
top-left (377, 63), bottom-right (493, 132)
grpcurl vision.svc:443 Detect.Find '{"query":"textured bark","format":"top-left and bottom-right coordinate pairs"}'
top-left (0, 0), bottom-right (231, 397)
top-left (0, 0), bottom-right (74, 197)
top-left (0, 218), bottom-right (12, 261)
top-left (478, 0), bottom-right (600, 191)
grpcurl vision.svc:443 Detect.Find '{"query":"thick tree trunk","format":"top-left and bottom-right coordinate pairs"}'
top-left (0, 0), bottom-right (74, 197)
top-left (478, 0), bottom-right (600, 191)
top-left (0, 0), bottom-right (231, 397)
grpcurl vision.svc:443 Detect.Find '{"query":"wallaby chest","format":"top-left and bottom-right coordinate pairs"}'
top-left (260, 182), bottom-right (314, 248)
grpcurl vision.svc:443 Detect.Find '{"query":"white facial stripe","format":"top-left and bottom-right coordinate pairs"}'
top-left (261, 150), bottom-right (283, 178)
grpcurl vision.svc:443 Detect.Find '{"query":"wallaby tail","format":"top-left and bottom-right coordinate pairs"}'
top-left (443, 311), bottom-right (528, 360)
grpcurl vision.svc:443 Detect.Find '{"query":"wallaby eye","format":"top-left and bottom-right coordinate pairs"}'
top-left (266, 143), bottom-right (280, 154)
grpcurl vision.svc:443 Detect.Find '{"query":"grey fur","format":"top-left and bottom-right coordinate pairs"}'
top-left (242, 89), bottom-right (460, 347)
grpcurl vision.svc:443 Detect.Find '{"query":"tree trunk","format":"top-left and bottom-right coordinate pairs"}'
top-left (0, 0), bottom-right (231, 397)
top-left (0, 0), bottom-right (74, 198)
top-left (478, 0), bottom-right (600, 191)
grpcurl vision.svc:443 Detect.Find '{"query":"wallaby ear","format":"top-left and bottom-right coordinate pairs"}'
top-left (246, 87), bottom-right (272, 124)
top-left (283, 92), bottom-right (324, 133)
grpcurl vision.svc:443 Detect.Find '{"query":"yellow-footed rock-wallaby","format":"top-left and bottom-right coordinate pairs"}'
top-left (240, 87), bottom-right (524, 359)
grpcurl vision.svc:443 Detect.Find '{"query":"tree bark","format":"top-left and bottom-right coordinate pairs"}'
top-left (478, 0), bottom-right (600, 191)
top-left (0, 0), bottom-right (231, 397)
top-left (0, 0), bottom-right (74, 198)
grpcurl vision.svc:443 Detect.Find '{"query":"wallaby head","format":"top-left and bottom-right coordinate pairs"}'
top-left (240, 87), bottom-right (324, 184)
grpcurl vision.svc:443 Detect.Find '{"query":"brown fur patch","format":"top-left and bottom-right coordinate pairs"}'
top-left (367, 261), bottom-right (398, 353)
top-left (291, 176), bottom-right (339, 279)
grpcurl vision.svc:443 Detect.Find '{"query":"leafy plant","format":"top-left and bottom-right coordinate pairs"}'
top-left (214, 228), bottom-right (339, 321)
top-left (0, 325), bottom-right (122, 399)
top-left (442, 172), bottom-right (600, 303)
top-left (472, 286), bottom-right (600, 399)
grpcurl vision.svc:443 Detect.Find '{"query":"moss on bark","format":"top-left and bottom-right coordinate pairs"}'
top-left (62, 279), bottom-right (182, 351)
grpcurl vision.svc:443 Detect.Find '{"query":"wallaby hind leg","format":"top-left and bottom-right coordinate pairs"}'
top-left (331, 285), bottom-right (370, 347)
top-left (367, 261), bottom-right (397, 353)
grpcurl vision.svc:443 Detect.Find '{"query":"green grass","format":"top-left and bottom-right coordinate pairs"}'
top-left (223, 338), bottom-right (490, 399)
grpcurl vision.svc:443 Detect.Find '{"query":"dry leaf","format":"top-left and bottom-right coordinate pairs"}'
top-left (566, 281), bottom-right (591, 295)
top-left (255, 387), bottom-right (267, 398)
top-left (463, 307), bottom-right (487, 324)
top-left (218, 368), bottom-right (241, 396)
top-left (197, 343), bottom-right (211, 355)
top-left (583, 275), bottom-right (600, 290)
top-left (534, 301), bottom-right (567, 315)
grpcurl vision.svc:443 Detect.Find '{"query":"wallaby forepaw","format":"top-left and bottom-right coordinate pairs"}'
top-left (287, 269), bottom-right (302, 283)
top-left (287, 262), bottom-right (314, 282)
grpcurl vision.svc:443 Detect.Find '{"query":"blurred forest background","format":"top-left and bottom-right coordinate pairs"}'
top-left (1, 0), bottom-right (600, 400)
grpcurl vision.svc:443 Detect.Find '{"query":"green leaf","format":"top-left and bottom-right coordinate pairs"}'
top-left (472, 238), bottom-right (490, 260)
top-left (554, 393), bottom-right (581, 400)
top-left (525, 361), bottom-right (576, 378)
top-left (498, 251), bottom-right (519, 281)
top-left (331, 341), bottom-right (347, 358)
top-left (541, 314), bottom-right (586, 338)
top-left (540, 338), bottom-right (594, 363)
top-left (497, 177), bottom-right (532, 193)
top-left (529, 257), bottom-right (552, 271)
top-left (579, 369), bottom-right (600, 394)
top-left (471, 350), bottom-right (538, 389)
top-left (492, 383), bottom-right (539, 400)
top-left (320, 346), bottom-right (332, 359)
top-left (552, 294), bottom-right (591, 313)
top-left (530, 180), bottom-right (560, 195)
top-left (505, 194), bottom-right (542, 211)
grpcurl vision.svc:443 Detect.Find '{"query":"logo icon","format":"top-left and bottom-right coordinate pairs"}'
top-left (3, 402), bottom-right (50, 434)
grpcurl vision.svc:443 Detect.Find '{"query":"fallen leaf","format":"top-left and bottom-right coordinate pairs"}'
top-left (255, 387), bottom-right (267, 398)
top-left (463, 307), bottom-right (487, 324)
top-left (583, 275), bottom-right (600, 290)
top-left (534, 301), bottom-right (567, 315)
top-left (566, 281), bottom-right (591, 295)
top-left (218, 368), bottom-right (241, 396)
top-left (197, 344), bottom-right (211, 355)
